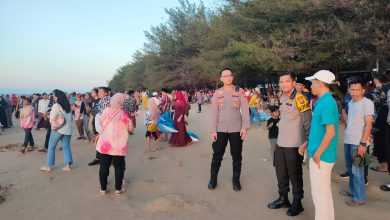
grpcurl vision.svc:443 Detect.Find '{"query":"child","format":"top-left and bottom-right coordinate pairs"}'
top-left (266, 106), bottom-right (280, 161)
top-left (20, 97), bottom-right (35, 153)
top-left (144, 96), bottom-right (161, 152)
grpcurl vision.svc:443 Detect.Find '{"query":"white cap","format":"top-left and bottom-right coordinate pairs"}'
top-left (305, 70), bottom-right (335, 84)
top-left (152, 92), bottom-right (158, 96)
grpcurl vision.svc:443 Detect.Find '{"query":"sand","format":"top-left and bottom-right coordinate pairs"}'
top-left (0, 104), bottom-right (389, 220)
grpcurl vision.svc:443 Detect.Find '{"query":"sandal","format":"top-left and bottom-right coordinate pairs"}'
top-left (62, 166), bottom-right (71, 172)
top-left (346, 199), bottom-right (365, 207)
top-left (339, 191), bottom-right (353, 197)
top-left (115, 188), bottom-right (125, 196)
top-left (40, 166), bottom-right (52, 172)
top-left (370, 166), bottom-right (387, 172)
top-left (380, 184), bottom-right (390, 191)
top-left (37, 147), bottom-right (48, 153)
top-left (99, 189), bottom-right (107, 195)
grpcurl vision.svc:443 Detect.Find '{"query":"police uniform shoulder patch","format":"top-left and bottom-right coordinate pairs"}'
top-left (295, 93), bottom-right (310, 112)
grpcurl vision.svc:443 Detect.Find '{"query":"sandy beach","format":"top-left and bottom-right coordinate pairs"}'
top-left (0, 104), bottom-right (389, 220)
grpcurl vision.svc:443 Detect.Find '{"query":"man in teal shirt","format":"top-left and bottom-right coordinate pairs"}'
top-left (299, 70), bottom-right (338, 220)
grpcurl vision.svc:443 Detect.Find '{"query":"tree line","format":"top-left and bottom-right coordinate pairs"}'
top-left (109, 0), bottom-right (390, 91)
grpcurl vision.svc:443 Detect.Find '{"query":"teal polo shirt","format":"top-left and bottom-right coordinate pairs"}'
top-left (308, 92), bottom-right (339, 163)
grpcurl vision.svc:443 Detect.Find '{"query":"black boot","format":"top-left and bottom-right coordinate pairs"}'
top-left (287, 199), bottom-right (304, 216)
top-left (232, 161), bottom-right (242, 191)
top-left (267, 194), bottom-right (291, 209)
top-left (232, 178), bottom-right (241, 191)
top-left (209, 148), bottom-right (221, 190)
top-left (208, 177), bottom-right (217, 190)
top-left (208, 168), bottom-right (218, 190)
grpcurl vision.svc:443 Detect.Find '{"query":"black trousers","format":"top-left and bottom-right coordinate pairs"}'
top-left (210, 132), bottom-right (243, 180)
top-left (44, 127), bottom-right (51, 149)
top-left (373, 106), bottom-right (389, 163)
top-left (365, 146), bottom-right (370, 183)
top-left (386, 125), bottom-right (390, 175)
top-left (23, 128), bottom-right (34, 147)
top-left (95, 150), bottom-right (101, 160)
top-left (99, 154), bottom-right (125, 191)
top-left (274, 145), bottom-right (304, 200)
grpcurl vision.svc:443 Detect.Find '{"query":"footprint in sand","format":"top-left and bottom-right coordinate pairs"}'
top-left (145, 193), bottom-right (208, 213)
top-left (0, 143), bottom-right (21, 152)
top-left (0, 184), bottom-right (12, 204)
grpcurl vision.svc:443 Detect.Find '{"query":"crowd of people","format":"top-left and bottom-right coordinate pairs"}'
top-left (1, 86), bottom-right (199, 195)
top-left (206, 68), bottom-right (390, 220)
top-left (1, 68), bottom-right (390, 220)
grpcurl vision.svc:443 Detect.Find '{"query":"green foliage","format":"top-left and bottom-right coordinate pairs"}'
top-left (109, 0), bottom-right (390, 90)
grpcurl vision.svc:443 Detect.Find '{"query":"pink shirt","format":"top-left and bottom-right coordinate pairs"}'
top-left (96, 109), bottom-right (133, 156)
top-left (20, 106), bottom-right (35, 129)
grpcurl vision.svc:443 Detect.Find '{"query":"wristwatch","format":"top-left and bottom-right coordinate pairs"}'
top-left (359, 142), bottom-right (367, 147)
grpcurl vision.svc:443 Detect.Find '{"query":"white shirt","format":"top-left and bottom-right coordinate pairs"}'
top-left (38, 99), bottom-right (50, 113)
top-left (50, 103), bottom-right (73, 135)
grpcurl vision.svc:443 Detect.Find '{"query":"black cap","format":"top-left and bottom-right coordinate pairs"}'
top-left (270, 106), bottom-right (279, 112)
top-left (296, 76), bottom-right (306, 84)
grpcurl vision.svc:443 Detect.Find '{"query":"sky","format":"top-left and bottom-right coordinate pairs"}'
top-left (0, 0), bottom-right (218, 94)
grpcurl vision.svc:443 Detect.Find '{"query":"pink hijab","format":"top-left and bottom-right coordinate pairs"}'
top-left (106, 93), bottom-right (125, 116)
top-left (147, 97), bottom-right (160, 121)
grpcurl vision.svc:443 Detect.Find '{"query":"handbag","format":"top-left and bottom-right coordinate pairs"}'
top-left (50, 110), bottom-right (66, 131)
top-left (37, 117), bottom-right (46, 129)
top-left (15, 111), bottom-right (20, 119)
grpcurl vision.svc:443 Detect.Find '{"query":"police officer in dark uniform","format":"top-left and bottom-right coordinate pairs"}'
top-left (267, 72), bottom-right (311, 217)
top-left (209, 68), bottom-right (250, 191)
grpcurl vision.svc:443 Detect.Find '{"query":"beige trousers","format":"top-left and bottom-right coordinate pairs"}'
top-left (309, 158), bottom-right (335, 220)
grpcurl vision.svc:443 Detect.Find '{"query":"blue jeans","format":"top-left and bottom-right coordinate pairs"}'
top-left (46, 130), bottom-right (73, 167)
top-left (250, 107), bottom-right (261, 125)
top-left (344, 144), bottom-right (365, 202)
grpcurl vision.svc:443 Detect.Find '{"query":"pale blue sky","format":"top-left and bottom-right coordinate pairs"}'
top-left (0, 0), bottom-right (217, 94)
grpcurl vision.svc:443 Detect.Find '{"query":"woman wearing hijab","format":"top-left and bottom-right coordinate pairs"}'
top-left (4, 95), bottom-right (13, 127)
top-left (0, 96), bottom-right (9, 129)
top-left (169, 91), bottom-right (192, 147)
top-left (96, 93), bottom-right (134, 195)
top-left (19, 97), bottom-right (35, 153)
top-left (40, 89), bottom-right (74, 172)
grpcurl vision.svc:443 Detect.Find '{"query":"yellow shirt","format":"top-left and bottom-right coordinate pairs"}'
top-left (249, 94), bottom-right (260, 108)
top-left (142, 95), bottom-right (148, 109)
top-left (147, 123), bottom-right (157, 132)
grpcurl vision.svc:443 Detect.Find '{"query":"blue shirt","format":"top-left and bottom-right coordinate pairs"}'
top-left (308, 92), bottom-right (339, 163)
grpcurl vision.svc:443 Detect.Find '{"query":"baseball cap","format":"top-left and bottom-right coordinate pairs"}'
top-left (305, 70), bottom-right (335, 84)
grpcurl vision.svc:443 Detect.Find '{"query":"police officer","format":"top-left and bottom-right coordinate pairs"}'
top-left (267, 72), bottom-right (311, 216)
top-left (209, 68), bottom-right (250, 191)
